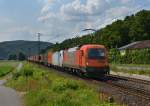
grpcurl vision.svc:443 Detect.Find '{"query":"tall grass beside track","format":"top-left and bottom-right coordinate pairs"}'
top-left (6, 62), bottom-right (118, 106)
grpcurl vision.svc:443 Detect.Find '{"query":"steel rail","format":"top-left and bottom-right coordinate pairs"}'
top-left (107, 74), bottom-right (150, 85)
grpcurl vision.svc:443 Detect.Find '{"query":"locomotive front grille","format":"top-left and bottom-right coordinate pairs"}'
top-left (85, 66), bottom-right (109, 76)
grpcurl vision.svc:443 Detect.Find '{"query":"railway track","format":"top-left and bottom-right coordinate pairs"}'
top-left (107, 74), bottom-right (150, 85)
top-left (72, 73), bottom-right (150, 105)
top-left (101, 74), bottom-right (150, 105)
top-left (106, 74), bottom-right (150, 97)
top-left (101, 81), bottom-right (150, 106)
top-left (79, 74), bottom-right (150, 105)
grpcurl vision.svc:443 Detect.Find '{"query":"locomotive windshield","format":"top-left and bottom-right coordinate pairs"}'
top-left (88, 48), bottom-right (105, 59)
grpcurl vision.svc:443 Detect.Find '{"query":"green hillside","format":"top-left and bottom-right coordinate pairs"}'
top-left (0, 40), bottom-right (53, 59)
top-left (46, 10), bottom-right (150, 52)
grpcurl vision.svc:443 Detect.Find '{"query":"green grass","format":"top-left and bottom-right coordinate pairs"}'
top-left (6, 63), bottom-right (119, 106)
top-left (110, 64), bottom-right (150, 76)
top-left (0, 61), bottom-right (19, 77)
top-left (0, 66), bottom-right (14, 77)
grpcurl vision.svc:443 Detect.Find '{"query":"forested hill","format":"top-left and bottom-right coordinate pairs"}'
top-left (47, 10), bottom-right (150, 52)
top-left (0, 40), bottom-right (53, 59)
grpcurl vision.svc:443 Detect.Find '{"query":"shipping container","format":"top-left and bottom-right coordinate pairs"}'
top-left (52, 52), bottom-right (60, 66)
top-left (47, 52), bottom-right (52, 66)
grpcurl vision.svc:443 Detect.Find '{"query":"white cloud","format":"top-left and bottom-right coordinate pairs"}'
top-left (41, 4), bottom-right (50, 13)
top-left (39, 0), bottom-right (110, 22)
top-left (40, 0), bottom-right (55, 13)
top-left (38, 12), bottom-right (57, 21)
top-left (106, 6), bottom-right (131, 19)
top-left (121, 0), bottom-right (132, 4)
top-left (61, 0), bottom-right (109, 18)
top-left (106, 0), bottom-right (133, 4)
top-left (37, 0), bottom-right (149, 43)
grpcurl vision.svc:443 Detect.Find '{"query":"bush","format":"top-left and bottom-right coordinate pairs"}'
top-left (12, 71), bottom-right (22, 80)
top-left (54, 90), bottom-right (81, 106)
top-left (109, 49), bottom-right (150, 64)
top-left (25, 90), bottom-right (50, 106)
top-left (22, 66), bottom-right (33, 77)
top-left (52, 79), bottom-right (79, 92)
top-left (12, 65), bottom-right (33, 80)
top-left (66, 80), bottom-right (79, 90)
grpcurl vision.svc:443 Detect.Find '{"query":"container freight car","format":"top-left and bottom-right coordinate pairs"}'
top-left (47, 52), bottom-right (52, 66)
top-left (39, 55), bottom-right (44, 64)
top-left (35, 55), bottom-right (39, 62)
top-left (43, 53), bottom-right (48, 65)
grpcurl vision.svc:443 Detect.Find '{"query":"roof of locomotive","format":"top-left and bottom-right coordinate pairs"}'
top-left (80, 44), bottom-right (105, 50)
top-left (45, 44), bottom-right (106, 53)
top-left (68, 47), bottom-right (79, 52)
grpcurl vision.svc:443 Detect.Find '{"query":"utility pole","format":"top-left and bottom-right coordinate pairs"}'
top-left (37, 33), bottom-right (42, 55)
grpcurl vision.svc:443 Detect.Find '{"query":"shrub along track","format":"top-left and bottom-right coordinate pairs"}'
top-left (35, 63), bottom-right (150, 106)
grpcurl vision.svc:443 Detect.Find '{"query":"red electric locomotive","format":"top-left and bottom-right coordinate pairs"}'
top-left (63, 44), bottom-right (109, 77)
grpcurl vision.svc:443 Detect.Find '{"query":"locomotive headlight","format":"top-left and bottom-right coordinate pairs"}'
top-left (86, 62), bottom-right (89, 66)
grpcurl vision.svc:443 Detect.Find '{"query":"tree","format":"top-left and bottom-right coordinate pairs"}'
top-left (18, 52), bottom-right (26, 61)
top-left (8, 54), bottom-right (17, 60)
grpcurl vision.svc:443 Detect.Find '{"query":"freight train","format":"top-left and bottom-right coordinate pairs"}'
top-left (28, 44), bottom-right (110, 77)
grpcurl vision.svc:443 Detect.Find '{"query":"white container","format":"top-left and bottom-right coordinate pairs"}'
top-left (52, 52), bottom-right (60, 66)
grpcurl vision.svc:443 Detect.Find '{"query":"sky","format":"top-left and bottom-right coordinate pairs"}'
top-left (0, 0), bottom-right (150, 43)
